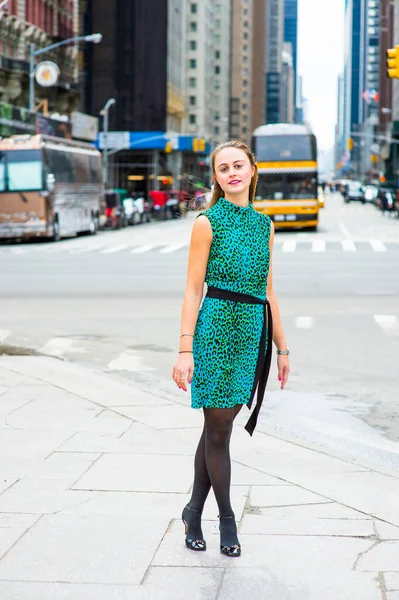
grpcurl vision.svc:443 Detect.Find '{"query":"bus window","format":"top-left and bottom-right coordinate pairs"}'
top-left (7, 149), bottom-right (43, 191)
top-left (255, 174), bottom-right (283, 200)
top-left (45, 148), bottom-right (75, 183)
top-left (74, 152), bottom-right (90, 184)
top-left (89, 154), bottom-right (102, 183)
top-left (0, 152), bottom-right (5, 191)
top-left (285, 174), bottom-right (317, 199)
top-left (254, 135), bottom-right (316, 162)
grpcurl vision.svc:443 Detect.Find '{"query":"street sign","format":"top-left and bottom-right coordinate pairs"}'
top-left (98, 131), bottom-right (130, 150)
top-left (35, 61), bottom-right (60, 87)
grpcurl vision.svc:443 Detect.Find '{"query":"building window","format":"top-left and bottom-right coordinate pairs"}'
top-left (215, 19), bottom-right (221, 29)
top-left (215, 65), bottom-right (220, 74)
top-left (190, 59), bottom-right (197, 69)
top-left (243, 20), bottom-right (248, 28)
top-left (189, 114), bottom-right (196, 124)
top-left (190, 22), bottom-right (197, 32)
top-left (242, 91), bottom-right (248, 98)
top-left (243, 44), bottom-right (248, 51)
top-left (242, 103), bottom-right (248, 110)
top-left (243, 32), bottom-right (248, 39)
top-left (243, 55), bottom-right (248, 63)
top-left (189, 77), bottom-right (196, 88)
top-left (242, 127), bottom-right (247, 134)
top-left (215, 50), bottom-right (220, 59)
top-left (214, 126), bottom-right (220, 135)
top-left (215, 112), bottom-right (220, 121)
top-left (243, 8), bottom-right (248, 15)
top-left (242, 79), bottom-right (248, 87)
top-left (189, 96), bottom-right (196, 106)
top-left (215, 80), bottom-right (220, 89)
top-left (190, 3), bottom-right (197, 13)
top-left (190, 40), bottom-right (197, 50)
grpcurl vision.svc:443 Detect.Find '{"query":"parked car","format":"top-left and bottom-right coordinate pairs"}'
top-left (103, 190), bottom-right (127, 229)
top-left (375, 187), bottom-right (396, 214)
top-left (343, 181), bottom-right (366, 203)
top-left (364, 185), bottom-right (379, 203)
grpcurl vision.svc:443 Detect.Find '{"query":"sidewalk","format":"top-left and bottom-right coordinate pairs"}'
top-left (0, 356), bottom-right (398, 600)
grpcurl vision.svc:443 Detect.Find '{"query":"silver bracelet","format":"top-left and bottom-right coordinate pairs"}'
top-left (276, 348), bottom-right (290, 356)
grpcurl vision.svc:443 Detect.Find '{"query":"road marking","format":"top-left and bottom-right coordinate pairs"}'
top-left (282, 240), bottom-right (296, 252)
top-left (131, 244), bottom-right (157, 254)
top-left (0, 329), bottom-right (11, 343)
top-left (159, 243), bottom-right (188, 254)
top-left (341, 240), bottom-right (357, 252)
top-left (107, 351), bottom-right (156, 372)
top-left (373, 315), bottom-right (399, 336)
top-left (100, 244), bottom-right (129, 254)
top-left (370, 240), bottom-right (387, 252)
top-left (312, 240), bottom-right (326, 252)
top-left (11, 247), bottom-right (29, 254)
top-left (339, 223), bottom-right (352, 239)
top-left (295, 316), bottom-right (314, 329)
top-left (39, 338), bottom-right (87, 356)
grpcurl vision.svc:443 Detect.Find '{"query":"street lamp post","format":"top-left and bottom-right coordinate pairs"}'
top-left (100, 98), bottom-right (116, 190)
top-left (29, 33), bottom-right (102, 111)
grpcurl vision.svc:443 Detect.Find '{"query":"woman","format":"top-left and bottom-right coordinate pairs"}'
top-left (172, 140), bottom-right (289, 558)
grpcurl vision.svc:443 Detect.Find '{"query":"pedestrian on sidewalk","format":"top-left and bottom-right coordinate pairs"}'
top-left (172, 140), bottom-right (290, 557)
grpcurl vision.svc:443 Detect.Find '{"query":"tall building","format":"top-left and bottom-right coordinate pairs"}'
top-left (265, 0), bottom-right (284, 123)
top-left (211, 0), bottom-right (231, 145)
top-left (0, 0), bottom-right (80, 111)
top-left (230, 0), bottom-right (254, 144)
top-left (343, 0), bottom-right (381, 175)
top-left (284, 0), bottom-right (298, 119)
top-left (167, 0), bottom-right (186, 134)
top-left (334, 73), bottom-right (346, 171)
top-left (280, 42), bottom-right (294, 123)
top-left (251, 0), bottom-right (267, 132)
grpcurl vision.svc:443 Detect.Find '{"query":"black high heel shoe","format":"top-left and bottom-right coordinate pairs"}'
top-left (219, 515), bottom-right (241, 557)
top-left (182, 505), bottom-right (206, 551)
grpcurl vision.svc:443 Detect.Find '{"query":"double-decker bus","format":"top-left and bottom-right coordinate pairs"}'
top-left (0, 134), bottom-right (103, 241)
top-left (252, 123), bottom-right (322, 230)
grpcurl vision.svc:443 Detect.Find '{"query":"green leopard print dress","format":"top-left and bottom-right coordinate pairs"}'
top-left (191, 197), bottom-right (271, 410)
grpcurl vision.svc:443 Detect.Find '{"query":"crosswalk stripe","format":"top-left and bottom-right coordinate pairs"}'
top-left (131, 244), bottom-right (157, 254)
top-left (370, 240), bottom-right (387, 252)
top-left (373, 315), bottom-right (399, 335)
top-left (341, 240), bottom-right (357, 252)
top-left (100, 244), bottom-right (129, 254)
top-left (282, 240), bottom-right (296, 252)
top-left (312, 240), bottom-right (326, 252)
top-left (159, 243), bottom-right (188, 254)
top-left (0, 329), bottom-right (11, 343)
top-left (39, 337), bottom-right (87, 356)
top-left (295, 316), bottom-right (314, 329)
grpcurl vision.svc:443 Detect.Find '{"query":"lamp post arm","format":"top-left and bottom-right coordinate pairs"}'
top-left (33, 35), bottom-right (90, 57)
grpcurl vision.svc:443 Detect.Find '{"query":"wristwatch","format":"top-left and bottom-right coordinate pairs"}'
top-left (276, 347), bottom-right (290, 356)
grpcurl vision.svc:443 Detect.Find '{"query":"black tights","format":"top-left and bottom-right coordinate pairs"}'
top-left (189, 404), bottom-right (242, 517)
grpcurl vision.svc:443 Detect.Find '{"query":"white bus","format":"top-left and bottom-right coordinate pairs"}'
top-left (0, 134), bottom-right (104, 241)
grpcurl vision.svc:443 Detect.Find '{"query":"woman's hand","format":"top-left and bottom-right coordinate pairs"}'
top-left (172, 353), bottom-right (194, 392)
top-left (277, 355), bottom-right (289, 390)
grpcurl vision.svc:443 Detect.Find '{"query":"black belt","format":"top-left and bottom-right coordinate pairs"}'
top-left (206, 285), bottom-right (273, 436)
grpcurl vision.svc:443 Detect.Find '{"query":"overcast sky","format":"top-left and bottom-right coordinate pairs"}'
top-left (297, 0), bottom-right (346, 150)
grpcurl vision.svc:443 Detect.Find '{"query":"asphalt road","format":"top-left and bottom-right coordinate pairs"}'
top-left (1, 193), bottom-right (399, 470)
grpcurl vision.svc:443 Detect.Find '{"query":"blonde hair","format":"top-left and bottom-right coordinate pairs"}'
top-left (208, 140), bottom-right (258, 209)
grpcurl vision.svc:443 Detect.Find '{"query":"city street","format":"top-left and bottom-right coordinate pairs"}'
top-left (1, 192), bottom-right (398, 470)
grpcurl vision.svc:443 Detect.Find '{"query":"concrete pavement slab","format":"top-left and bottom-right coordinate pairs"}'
top-left (0, 513), bottom-right (39, 529)
top-left (0, 514), bottom-right (167, 585)
top-left (140, 566), bottom-right (223, 600)
top-left (356, 541), bottom-right (399, 571)
top-left (72, 453), bottom-right (194, 493)
top-left (153, 521), bottom-right (372, 571)
top-left (374, 521), bottom-right (399, 540)
top-left (0, 489), bottom-right (95, 514)
top-left (0, 527), bottom-right (26, 558)
top-left (385, 573), bottom-right (399, 591)
top-left (118, 403), bottom-right (203, 429)
top-left (255, 502), bottom-right (372, 519)
top-left (0, 582), bottom-right (144, 600)
top-left (0, 429), bottom-right (86, 460)
top-left (219, 569), bottom-right (382, 600)
top-left (241, 514), bottom-right (374, 537)
top-left (0, 367), bottom-right (26, 387)
top-left (250, 484), bottom-right (330, 507)
top-left (0, 356), bottom-right (172, 408)
top-left (232, 463), bottom-right (291, 486)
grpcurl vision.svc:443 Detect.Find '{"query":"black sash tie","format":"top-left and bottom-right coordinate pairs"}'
top-left (205, 285), bottom-right (273, 436)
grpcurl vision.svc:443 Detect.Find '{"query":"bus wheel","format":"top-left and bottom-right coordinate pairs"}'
top-left (308, 225), bottom-right (318, 232)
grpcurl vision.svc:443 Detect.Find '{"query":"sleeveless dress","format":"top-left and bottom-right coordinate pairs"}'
top-left (191, 197), bottom-right (272, 410)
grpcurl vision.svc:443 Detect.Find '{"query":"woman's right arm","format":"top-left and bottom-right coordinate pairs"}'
top-left (172, 215), bottom-right (212, 391)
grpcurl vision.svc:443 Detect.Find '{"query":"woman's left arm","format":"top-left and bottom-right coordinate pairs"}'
top-left (266, 221), bottom-right (290, 390)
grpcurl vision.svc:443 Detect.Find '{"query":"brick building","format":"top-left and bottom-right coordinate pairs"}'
top-left (0, 0), bottom-right (80, 112)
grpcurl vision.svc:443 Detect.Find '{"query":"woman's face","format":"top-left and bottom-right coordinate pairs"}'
top-left (214, 147), bottom-right (254, 197)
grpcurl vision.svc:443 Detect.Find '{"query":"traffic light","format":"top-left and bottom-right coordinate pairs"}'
top-left (386, 46), bottom-right (399, 79)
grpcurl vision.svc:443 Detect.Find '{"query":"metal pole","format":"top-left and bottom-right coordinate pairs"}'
top-left (29, 43), bottom-right (35, 111)
top-left (103, 109), bottom-right (109, 189)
